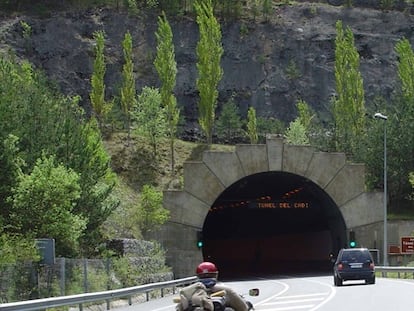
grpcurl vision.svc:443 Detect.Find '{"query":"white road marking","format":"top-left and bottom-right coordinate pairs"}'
top-left (261, 297), bottom-right (325, 306)
top-left (306, 278), bottom-right (336, 311)
top-left (254, 277), bottom-right (336, 311)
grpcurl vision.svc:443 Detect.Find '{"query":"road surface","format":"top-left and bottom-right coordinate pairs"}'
top-left (111, 274), bottom-right (414, 311)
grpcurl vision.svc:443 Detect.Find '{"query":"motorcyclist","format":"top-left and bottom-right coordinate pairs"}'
top-left (195, 261), bottom-right (249, 311)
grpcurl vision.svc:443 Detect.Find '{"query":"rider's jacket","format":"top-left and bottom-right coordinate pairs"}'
top-left (201, 278), bottom-right (249, 311)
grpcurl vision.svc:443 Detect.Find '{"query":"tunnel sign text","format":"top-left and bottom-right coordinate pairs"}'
top-left (256, 202), bottom-right (310, 209)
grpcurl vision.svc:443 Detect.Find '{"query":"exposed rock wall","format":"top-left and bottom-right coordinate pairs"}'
top-left (1, 3), bottom-right (413, 135)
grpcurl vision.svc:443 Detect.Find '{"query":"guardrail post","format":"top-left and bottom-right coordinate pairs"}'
top-left (60, 257), bottom-right (66, 296)
top-left (83, 259), bottom-right (88, 293)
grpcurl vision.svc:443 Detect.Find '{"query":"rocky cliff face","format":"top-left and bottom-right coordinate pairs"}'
top-left (1, 3), bottom-right (413, 134)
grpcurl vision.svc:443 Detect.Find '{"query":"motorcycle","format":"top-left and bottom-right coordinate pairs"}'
top-left (174, 286), bottom-right (259, 311)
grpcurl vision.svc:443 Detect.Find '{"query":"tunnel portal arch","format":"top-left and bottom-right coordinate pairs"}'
top-left (202, 171), bottom-right (347, 276)
top-left (159, 137), bottom-right (384, 278)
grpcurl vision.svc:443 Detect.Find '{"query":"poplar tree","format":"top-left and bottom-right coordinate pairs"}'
top-left (247, 106), bottom-right (258, 144)
top-left (396, 38), bottom-right (414, 103)
top-left (154, 12), bottom-right (180, 175)
top-left (296, 99), bottom-right (314, 135)
top-left (120, 31), bottom-right (137, 145)
top-left (195, 0), bottom-right (224, 145)
top-left (90, 30), bottom-right (112, 131)
top-left (388, 38), bottom-right (414, 204)
top-left (333, 20), bottom-right (366, 157)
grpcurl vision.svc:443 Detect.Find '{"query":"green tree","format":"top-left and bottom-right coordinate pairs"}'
top-left (134, 86), bottom-right (166, 155)
top-left (9, 154), bottom-right (86, 256)
top-left (120, 30), bottom-right (137, 145)
top-left (219, 0), bottom-right (242, 20)
top-left (0, 134), bottom-right (24, 225)
top-left (285, 119), bottom-right (309, 145)
top-left (68, 117), bottom-right (119, 255)
top-left (296, 99), bottom-right (314, 134)
top-left (154, 12), bottom-right (180, 175)
top-left (0, 60), bottom-right (63, 167)
top-left (333, 20), bottom-right (366, 158)
top-left (383, 38), bottom-right (414, 208)
top-left (251, 0), bottom-right (261, 22)
top-left (0, 56), bottom-right (119, 257)
top-left (295, 99), bottom-right (324, 147)
top-left (361, 39), bottom-right (414, 212)
top-left (262, 0), bottom-right (272, 21)
top-left (138, 185), bottom-right (169, 237)
top-left (0, 233), bottom-right (39, 266)
top-left (247, 106), bottom-right (258, 144)
top-left (195, 0), bottom-right (224, 145)
top-left (396, 38), bottom-right (414, 102)
top-left (90, 30), bottom-right (112, 131)
top-left (215, 95), bottom-right (243, 142)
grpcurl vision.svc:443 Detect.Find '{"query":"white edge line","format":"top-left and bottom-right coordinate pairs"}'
top-left (307, 279), bottom-right (336, 311)
top-left (254, 279), bottom-right (290, 306)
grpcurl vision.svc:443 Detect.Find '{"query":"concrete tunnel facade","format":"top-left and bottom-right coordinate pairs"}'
top-left (152, 136), bottom-right (385, 278)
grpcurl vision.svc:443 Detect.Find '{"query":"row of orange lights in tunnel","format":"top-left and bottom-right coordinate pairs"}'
top-left (209, 187), bottom-right (305, 212)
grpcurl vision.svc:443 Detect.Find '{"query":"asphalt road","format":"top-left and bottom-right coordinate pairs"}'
top-left (112, 274), bottom-right (414, 311)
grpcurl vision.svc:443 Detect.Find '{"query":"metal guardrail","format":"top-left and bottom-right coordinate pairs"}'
top-left (376, 266), bottom-right (414, 279)
top-left (0, 276), bottom-right (198, 311)
top-left (2, 267), bottom-right (414, 311)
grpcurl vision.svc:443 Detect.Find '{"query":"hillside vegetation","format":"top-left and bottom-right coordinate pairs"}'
top-left (1, 0), bottom-right (414, 266)
top-left (102, 132), bottom-right (235, 238)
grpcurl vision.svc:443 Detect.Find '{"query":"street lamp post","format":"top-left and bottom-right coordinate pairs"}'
top-left (374, 112), bottom-right (388, 266)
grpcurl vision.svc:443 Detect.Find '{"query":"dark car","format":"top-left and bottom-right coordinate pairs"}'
top-left (333, 248), bottom-right (375, 286)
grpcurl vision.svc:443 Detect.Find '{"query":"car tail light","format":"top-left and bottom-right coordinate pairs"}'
top-left (369, 263), bottom-right (375, 270)
top-left (337, 263), bottom-right (344, 270)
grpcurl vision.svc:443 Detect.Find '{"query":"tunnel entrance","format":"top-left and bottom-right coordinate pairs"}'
top-left (202, 171), bottom-right (346, 278)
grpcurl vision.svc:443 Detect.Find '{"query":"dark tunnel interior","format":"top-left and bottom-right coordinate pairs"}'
top-left (202, 171), bottom-right (347, 278)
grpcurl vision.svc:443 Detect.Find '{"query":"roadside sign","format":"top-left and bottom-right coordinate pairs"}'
top-left (35, 238), bottom-right (55, 265)
top-left (401, 236), bottom-right (414, 253)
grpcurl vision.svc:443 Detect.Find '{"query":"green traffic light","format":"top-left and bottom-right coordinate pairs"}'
top-left (349, 231), bottom-right (356, 248)
top-left (197, 241), bottom-right (203, 248)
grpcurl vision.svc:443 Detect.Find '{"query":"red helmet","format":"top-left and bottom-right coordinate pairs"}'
top-left (196, 261), bottom-right (219, 279)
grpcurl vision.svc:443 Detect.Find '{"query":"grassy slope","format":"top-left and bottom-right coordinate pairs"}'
top-left (104, 132), bottom-right (235, 190)
top-left (102, 131), bottom-right (236, 238)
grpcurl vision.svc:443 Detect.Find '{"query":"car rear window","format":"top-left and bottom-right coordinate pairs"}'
top-left (341, 250), bottom-right (370, 262)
